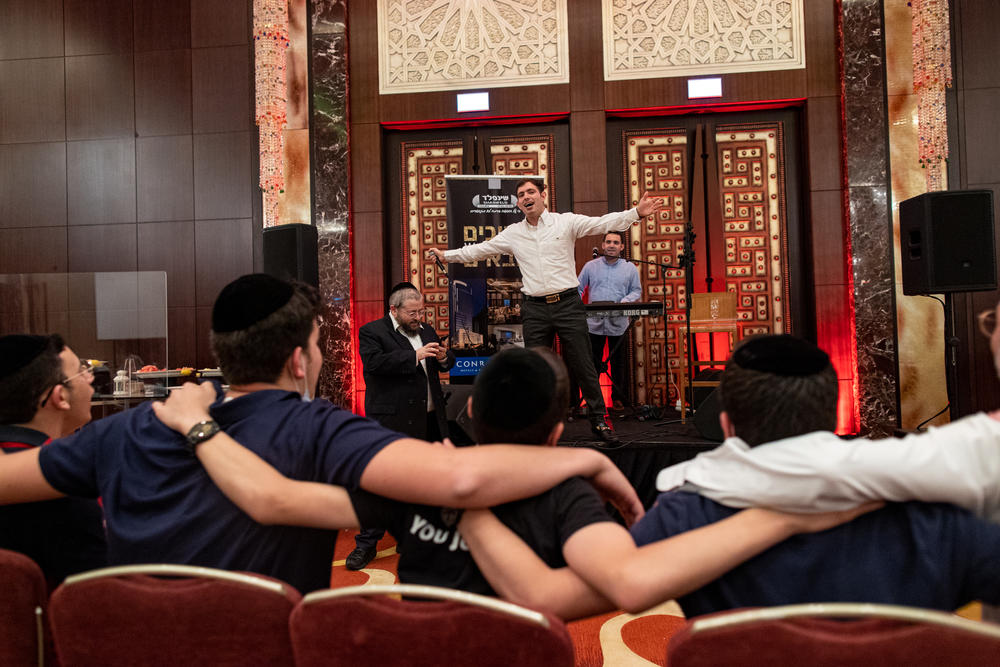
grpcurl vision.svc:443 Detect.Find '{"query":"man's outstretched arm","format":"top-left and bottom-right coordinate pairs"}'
top-left (460, 502), bottom-right (881, 619)
top-left (0, 447), bottom-right (64, 504)
top-left (151, 392), bottom-right (360, 529)
top-left (360, 438), bottom-right (643, 524)
top-left (153, 382), bottom-right (643, 526)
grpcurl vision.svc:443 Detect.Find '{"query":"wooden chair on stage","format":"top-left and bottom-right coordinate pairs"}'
top-left (290, 584), bottom-right (574, 667)
top-left (0, 549), bottom-right (49, 667)
top-left (676, 292), bottom-right (739, 422)
top-left (667, 602), bottom-right (1000, 666)
top-left (49, 564), bottom-right (300, 667)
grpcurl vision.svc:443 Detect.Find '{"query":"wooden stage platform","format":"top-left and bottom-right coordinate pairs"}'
top-left (558, 409), bottom-right (721, 512)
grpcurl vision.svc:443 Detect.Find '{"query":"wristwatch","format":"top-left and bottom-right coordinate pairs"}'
top-left (184, 419), bottom-right (220, 453)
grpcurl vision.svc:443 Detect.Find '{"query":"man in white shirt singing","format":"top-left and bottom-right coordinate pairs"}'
top-left (429, 178), bottom-right (662, 443)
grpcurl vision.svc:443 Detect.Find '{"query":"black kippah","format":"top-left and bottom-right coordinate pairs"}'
top-left (212, 274), bottom-right (295, 333)
top-left (730, 334), bottom-right (831, 376)
top-left (0, 334), bottom-right (50, 379)
top-left (476, 348), bottom-right (554, 428)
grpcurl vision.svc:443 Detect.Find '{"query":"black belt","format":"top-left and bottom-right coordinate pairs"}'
top-left (525, 288), bottom-right (578, 304)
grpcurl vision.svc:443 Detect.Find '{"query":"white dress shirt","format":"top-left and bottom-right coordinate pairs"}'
top-left (442, 208), bottom-right (640, 297)
top-left (655, 412), bottom-right (1000, 522)
top-left (389, 312), bottom-right (434, 411)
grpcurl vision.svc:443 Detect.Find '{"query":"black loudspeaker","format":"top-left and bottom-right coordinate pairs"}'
top-left (693, 388), bottom-right (724, 442)
top-left (263, 224), bottom-right (319, 288)
top-left (899, 190), bottom-right (996, 295)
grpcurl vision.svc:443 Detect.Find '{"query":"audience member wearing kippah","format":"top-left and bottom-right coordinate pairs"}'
top-left (347, 281), bottom-right (455, 570)
top-left (0, 273), bottom-right (643, 595)
top-left (0, 333), bottom-right (107, 589)
top-left (210, 273), bottom-right (295, 333)
top-left (460, 333), bottom-right (1000, 618)
top-left (349, 347), bottom-right (613, 593)
top-left (153, 345), bottom-right (857, 621)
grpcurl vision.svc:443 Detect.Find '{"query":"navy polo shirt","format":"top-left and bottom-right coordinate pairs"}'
top-left (630, 491), bottom-right (1000, 617)
top-left (38, 384), bottom-right (401, 593)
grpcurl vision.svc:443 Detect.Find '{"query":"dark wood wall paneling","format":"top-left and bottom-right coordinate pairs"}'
top-left (0, 0), bottom-right (259, 370)
top-left (951, 1), bottom-right (1000, 415)
top-left (347, 0), bottom-right (850, 404)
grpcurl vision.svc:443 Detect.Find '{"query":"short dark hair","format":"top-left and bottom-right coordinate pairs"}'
top-left (604, 230), bottom-right (624, 243)
top-left (0, 334), bottom-right (64, 424)
top-left (514, 178), bottom-right (545, 193)
top-left (718, 335), bottom-right (838, 447)
top-left (210, 282), bottom-right (321, 385)
top-left (472, 347), bottom-right (568, 445)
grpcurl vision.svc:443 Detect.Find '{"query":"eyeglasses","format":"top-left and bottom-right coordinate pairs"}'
top-left (978, 309), bottom-right (997, 338)
top-left (40, 360), bottom-right (97, 408)
top-left (397, 308), bottom-right (422, 318)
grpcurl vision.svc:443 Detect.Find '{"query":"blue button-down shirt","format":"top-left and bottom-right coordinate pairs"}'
top-left (578, 257), bottom-right (641, 336)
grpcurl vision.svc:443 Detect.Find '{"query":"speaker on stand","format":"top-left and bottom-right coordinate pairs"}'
top-left (898, 190), bottom-right (997, 419)
top-left (262, 224), bottom-right (320, 288)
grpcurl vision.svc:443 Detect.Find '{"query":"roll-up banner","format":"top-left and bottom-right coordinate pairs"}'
top-left (444, 175), bottom-right (533, 378)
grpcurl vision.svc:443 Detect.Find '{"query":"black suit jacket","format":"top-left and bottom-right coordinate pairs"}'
top-left (358, 315), bottom-right (456, 439)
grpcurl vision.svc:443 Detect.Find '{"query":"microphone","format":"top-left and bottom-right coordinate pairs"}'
top-left (592, 247), bottom-right (600, 259)
top-left (433, 254), bottom-right (448, 273)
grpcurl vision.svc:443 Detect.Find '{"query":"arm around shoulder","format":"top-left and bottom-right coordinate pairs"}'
top-left (0, 447), bottom-right (63, 503)
top-left (359, 439), bottom-right (644, 523)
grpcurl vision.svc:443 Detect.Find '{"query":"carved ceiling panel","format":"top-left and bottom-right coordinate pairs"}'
top-left (603, 0), bottom-right (805, 81)
top-left (378, 0), bottom-right (570, 94)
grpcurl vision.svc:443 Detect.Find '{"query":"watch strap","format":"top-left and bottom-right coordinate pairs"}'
top-left (184, 420), bottom-right (220, 452)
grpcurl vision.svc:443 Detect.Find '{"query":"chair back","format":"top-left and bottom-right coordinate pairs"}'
top-left (290, 584), bottom-right (574, 667)
top-left (667, 602), bottom-right (1000, 666)
top-left (0, 549), bottom-right (48, 667)
top-left (677, 292), bottom-right (739, 422)
top-left (49, 564), bottom-right (301, 667)
top-left (689, 292), bottom-right (738, 325)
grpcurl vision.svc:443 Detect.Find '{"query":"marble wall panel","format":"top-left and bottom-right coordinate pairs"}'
top-left (311, 0), bottom-right (353, 408)
top-left (842, 0), bottom-right (897, 436)
top-left (885, 1), bottom-right (948, 430)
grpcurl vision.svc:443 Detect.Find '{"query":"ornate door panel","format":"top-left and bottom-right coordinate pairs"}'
top-left (399, 139), bottom-right (464, 332)
top-left (622, 128), bottom-right (690, 407)
top-left (616, 112), bottom-right (803, 406)
top-left (714, 122), bottom-right (792, 336)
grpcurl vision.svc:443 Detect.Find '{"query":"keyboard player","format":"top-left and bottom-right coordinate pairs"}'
top-left (577, 231), bottom-right (641, 412)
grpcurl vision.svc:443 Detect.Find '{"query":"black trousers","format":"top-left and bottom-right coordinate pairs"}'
top-left (522, 292), bottom-right (606, 422)
top-left (355, 411), bottom-right (442, 551)
top-left (590, 332), bottom-right (628, 404)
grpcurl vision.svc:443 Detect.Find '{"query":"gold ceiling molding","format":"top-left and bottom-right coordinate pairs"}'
top-left (377, 0), bottom-right (569, 95)
top-left (603, 0), bottom-right (805, 81)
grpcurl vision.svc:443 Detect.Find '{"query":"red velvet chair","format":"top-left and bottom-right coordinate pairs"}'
top-left (0, 548), bottom-right (48, 666)
top-left (290, 584), bottom-right (575, 667)
top-left (667, 602), bottom-right (1000, 666)
top-left (49, 564), bottom-right (301, 666)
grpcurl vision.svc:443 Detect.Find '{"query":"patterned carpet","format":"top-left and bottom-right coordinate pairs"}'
top-left (330, 529), bottom-right (686, 667)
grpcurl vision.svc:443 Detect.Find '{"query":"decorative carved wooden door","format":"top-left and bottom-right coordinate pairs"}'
top-left (609, 108), bottom-right (807, 407)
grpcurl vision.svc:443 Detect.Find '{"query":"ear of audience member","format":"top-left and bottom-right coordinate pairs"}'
top-left (471, 347), bottom-right (569, 446)
top-left (718, 334), bottom-right (838, 447)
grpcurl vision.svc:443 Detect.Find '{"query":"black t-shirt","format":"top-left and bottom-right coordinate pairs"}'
top-left (351, 476), bottom-right (613, 595)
